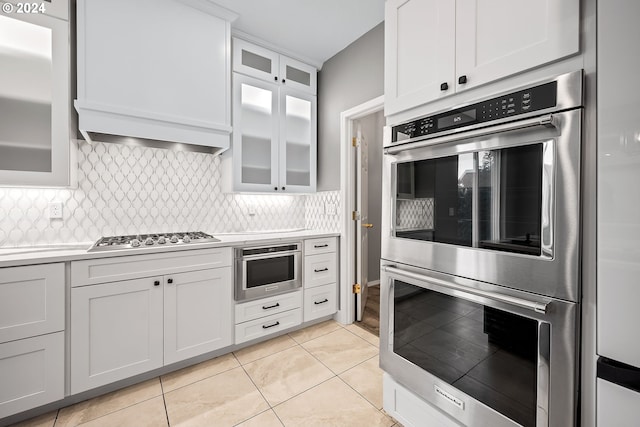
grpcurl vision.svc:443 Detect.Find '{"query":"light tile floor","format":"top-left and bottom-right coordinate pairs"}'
top-left (10, 320), bottom-right (400, 427)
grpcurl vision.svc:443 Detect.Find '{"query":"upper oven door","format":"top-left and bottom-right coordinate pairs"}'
top-left (382, 108), bottom-right (581, 301)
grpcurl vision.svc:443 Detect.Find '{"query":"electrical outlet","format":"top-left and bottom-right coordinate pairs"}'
top-left (48, 202), bottom-right (63, 219)
top-left (325, 203), bottom-right (337, 216)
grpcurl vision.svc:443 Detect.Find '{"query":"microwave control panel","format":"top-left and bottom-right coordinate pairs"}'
top-left (392, 81), bottom-right (558, 143)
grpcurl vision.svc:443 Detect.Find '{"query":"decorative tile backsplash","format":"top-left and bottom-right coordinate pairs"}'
top-left (305, 191), bottom-right (341, 233)
top-left (396, 198), bottom-right (434, 230)
top-left (0, 141), bottom-right (323, 247)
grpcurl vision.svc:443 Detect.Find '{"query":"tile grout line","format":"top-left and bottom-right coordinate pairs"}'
top-left (159, 376), bottom-right (171, 427)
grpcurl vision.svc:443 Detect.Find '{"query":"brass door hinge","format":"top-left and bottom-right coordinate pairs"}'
top-left (352, 211), bottom-right (361, 221)
top-left (353, 283), bottom-right (361, 294)
top-left (352, 137), bottom-right (358, 147)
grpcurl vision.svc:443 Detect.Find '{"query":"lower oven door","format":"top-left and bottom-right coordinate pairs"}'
top-left (380, 263), bottom-right (578, 427)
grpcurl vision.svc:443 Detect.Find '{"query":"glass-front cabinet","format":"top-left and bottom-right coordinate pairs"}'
top-left (229, 45), bottom-right (317, 193)
top-left (0, 5), bottom-right (74, 187)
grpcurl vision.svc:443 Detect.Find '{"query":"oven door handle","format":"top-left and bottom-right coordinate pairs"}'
top-left (383, 265), bottom-right (549, 314)
top-left (386, 114), bottom-right (557, 154)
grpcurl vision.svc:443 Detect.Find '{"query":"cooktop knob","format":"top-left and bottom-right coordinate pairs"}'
top-left (182, 235), bottom-right (191, 243)
top-left (170, 235), bottom-right (179, 243)
top-left (144, 237), bottom-right (155, 246)
top-left (131, 238), bottom-right (141, 248)
top-left (157, 236), bottom-right (167, 244)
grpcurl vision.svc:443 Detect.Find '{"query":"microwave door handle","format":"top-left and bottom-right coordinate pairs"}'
top-left (241, 250), bottom-right (299, 260)
top-left (383, 265), bottom-right (549, 314)
top-left (386, 114), bottom-right (557, 155)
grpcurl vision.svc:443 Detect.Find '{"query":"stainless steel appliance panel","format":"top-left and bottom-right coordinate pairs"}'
top-left (380, 263), bottom-right (578, 427)
top-left (382, 108), bottom-right (581, 302)
top-left (235, 243), bottom-right (302, 301)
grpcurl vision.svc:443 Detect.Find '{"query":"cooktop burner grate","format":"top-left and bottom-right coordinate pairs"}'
top-left (88, 231), bottom-right (219, 252)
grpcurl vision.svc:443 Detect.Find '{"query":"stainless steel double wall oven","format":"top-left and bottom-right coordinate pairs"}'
top-left (380, 71), bottom-right (583, 427)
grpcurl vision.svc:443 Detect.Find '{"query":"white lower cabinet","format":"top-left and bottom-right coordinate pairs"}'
top-left (70, 277), bottom-right (164, 394)
top-left (71, 251), bottom-right (234, 393)
top-left (303, 283), bottom-right (337, 322)
top-left (0, 332), bottom-right (64, 419)
top-left (164, 269), bottom-right (232, 365)
top-left (235, 308), bottom-right (302, 345)
top-left (0, 263), bottom-right (65, 419)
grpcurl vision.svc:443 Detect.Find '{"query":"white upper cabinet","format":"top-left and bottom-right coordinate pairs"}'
top-left (385, 0), bottom-right (580, 115)
top-left (0, 7), bottom-right (74, 187)
top-left (227, 39), bottom-right (317, 193)
top-left (233, 38), bottom-right (317, 95)
top-left (75, 0), bottom-right (236, 152)
top-left (385, 0), bottom-right (455, 115)
top-left (455, 0), bottom-right (580, 92)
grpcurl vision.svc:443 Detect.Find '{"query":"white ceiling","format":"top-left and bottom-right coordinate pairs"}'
top-left (212, 0), bottom-right (384, 69)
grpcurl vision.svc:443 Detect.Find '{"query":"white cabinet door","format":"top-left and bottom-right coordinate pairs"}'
top-left (455, 0), bottom-right (579, 92)
top-left (0, 263), bottom-right (64, 344)
top-left (279, 87), bottom-right (317, 193)
top-left (0, 12), bottom-right (73, 187)
top-left (164, 268), bottom-right (233, 365)
top-left (304, 252), bottom-right (337, 289)
top-left (0, 332), bottom-right (64, 419)
top-left (233, 38), bottom-right (280, 83)
top-left (384, 0), bottom-right (455, 115)
top-left (232, 74), bottom-right (280, 192)
top-left (279, 56), bottom-right (317, 95)
top-left (303, 283), bottom-right (337, 322)
top-left (71, 277), bottom-right (164, 394)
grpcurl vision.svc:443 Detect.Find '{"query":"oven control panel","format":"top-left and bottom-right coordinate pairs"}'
top-left (392, 81), bottom-right (558, 143)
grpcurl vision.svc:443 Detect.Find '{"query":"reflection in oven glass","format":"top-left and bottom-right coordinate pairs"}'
top-left (393, 281), bottom-right (538, 427)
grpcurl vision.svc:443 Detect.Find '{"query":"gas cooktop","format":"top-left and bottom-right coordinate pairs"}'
top-left (88, 231), bottom-right (219, 252)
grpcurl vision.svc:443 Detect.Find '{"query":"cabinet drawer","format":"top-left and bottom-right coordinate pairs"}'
top-left (0, 332), bottom-right (64, 419)
top-left (71, 247), bottom-right (232, 286)
top-left (304, 253), bottom-right (337, 288)
top-left (235, 290), bottom-right (302, 324)
top-left (303, 283), bottom-right (337, 322)
top-left (304, 237), bottom-right (337, 255)
top-left (0, 263), bottom-right (64, 344)
top-left (235, 308), bottom-right (302, 345)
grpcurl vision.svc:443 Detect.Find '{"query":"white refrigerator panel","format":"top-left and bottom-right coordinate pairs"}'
top-left (597, 0), bottom-right (640, 368)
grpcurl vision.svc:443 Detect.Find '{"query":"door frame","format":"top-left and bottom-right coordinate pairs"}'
top-left (336, 95), bottom-right (384, 325)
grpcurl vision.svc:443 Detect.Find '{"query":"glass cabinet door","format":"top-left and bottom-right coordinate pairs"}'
top-left (279, 56), bottom-right (317, 94)
top-left (0, 12), bottom-right (71, 187)
top-left (279, 87), bottom-right (316, 192)
top-left (232, 74), bottom-right (279, 191)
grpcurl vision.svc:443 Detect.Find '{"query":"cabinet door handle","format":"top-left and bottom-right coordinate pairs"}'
top-left (262, 302), bottom-right (280, 310)
top-left (314, 268), bottom-right (329, 273)
top-left (274, 187), bottom-right (278, 191)
top-left (262, 321), bottom-right (280, 329)
top-left (154, 280), bottom-right (160, 286)
top-left (314, 299), bottom-right (329, 305)
top-left (440, 82), bottom-right (449, 91)
top-left (458, 75), bottom-right (468, 84)
top-left (282, 79), bottom-right (286, 84)
top-left (167, 278), bottom-right (173, 284)
top-left (281, 186), bottom-right (285, 190)
top-left (314, 244), bottom-right (328, 248)
top-left (274, 76), bottom-right (278, 81)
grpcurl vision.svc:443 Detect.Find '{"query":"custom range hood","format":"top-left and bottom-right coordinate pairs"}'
top-left (74, 0), bottom-right (238, 154)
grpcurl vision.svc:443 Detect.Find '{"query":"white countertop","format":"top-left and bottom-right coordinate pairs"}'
top-left (0, 229), bottom-right (340, 268)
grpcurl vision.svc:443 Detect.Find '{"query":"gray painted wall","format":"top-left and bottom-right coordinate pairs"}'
top-left (317, 22), bottom-right (384, 191)
top-left (357, 110), bottom-right (383, 283)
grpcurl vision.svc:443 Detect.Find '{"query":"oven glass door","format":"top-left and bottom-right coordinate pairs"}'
top-left (394, 141), bottom-right (550, 257)
top-left (245, 254), bottom-right (296, 289)
top-left (392, 279), bottom-right (544, 427)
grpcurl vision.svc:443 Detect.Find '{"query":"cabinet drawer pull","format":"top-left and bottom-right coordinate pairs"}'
top-left (154, 280), bottom-right (160, 286)
top-left (262, 302), bottom-right (280, 310)
top-left (314, 244), bottom-right (329, 248)
top-left (440, 82), bottom-right (449, 91)
top-left (262, 321), bottom-right (280, 329)
top-left (314, 268), bottom-right (329, 273)
top-left (314, 299), bottom-right (329, 305)
top-left (167, 278), bottom-right (173, 284)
